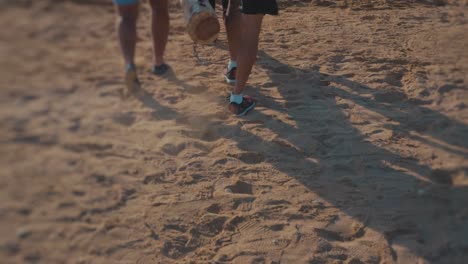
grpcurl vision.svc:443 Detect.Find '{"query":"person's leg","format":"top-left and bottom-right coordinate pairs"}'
top-left (228, 14), bottom-right (263, 115)
top-left (223, 0), bottom-right (242, 83)
top-left (149, 0), bottom-right (169, 70)
top-left (228, 0), bottom-right (278, 115)
top-left (233, 14), bottom-right (263, 95)
top-left (224, 0), bottom-right (242, 62)
top-left (115, 1), bottom-right (139, 67)
top-left (115, 0), bottom-right (140, 93)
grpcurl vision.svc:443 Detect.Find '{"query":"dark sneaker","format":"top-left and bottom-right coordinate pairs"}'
top-left (151, 63), bottom-right (170, 76)
top-left (229, 95), bottom-right (257, 116)
top-left (223, 67), bottom-right (236, 84)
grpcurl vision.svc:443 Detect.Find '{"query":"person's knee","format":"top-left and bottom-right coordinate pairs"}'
top-left (150, 0), bottom-right (169, 16)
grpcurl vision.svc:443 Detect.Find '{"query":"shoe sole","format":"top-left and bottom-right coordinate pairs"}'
top-left (237, 101), bottom-right (256, 116)
top-left (151, 64), bottom-right (170, 76)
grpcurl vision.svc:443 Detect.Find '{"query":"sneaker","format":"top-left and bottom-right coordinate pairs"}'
top-left (125, 64), bottom-right (141, 94)
top-left (229, 95), bottom-right (257, 116)
top-left (151, 63), bottom-right (170, 76)
top-left (223, 67), bottom-right (236, 84)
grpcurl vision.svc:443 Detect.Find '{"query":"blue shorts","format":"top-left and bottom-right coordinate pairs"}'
top-left (113, 0), bottom-right (138, 6)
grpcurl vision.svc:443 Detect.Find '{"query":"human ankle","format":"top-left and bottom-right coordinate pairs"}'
top-left (153, 56), bottom-right (165, 66)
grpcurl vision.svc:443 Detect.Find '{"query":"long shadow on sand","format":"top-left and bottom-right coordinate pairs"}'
top-left (137, 51), bottom-right (468, 262)
top-left (248, 51), bottom-right (468, 262)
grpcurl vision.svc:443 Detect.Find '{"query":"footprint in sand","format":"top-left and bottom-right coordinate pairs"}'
top-left (143, 171), bottom-right (167, 184)
top-left (237, 219), bottom-right (266, 236)
top-left (178, 158), bottom-right (206, 172)
top-left (361, 15), bottom-right (376, 21)
top-left (348, 258), bottom-right (366, 264)
top-left (195, 185), bottom-right (214, 200)
top-left (112, 112), bottom-right (135, 127)
top-left (438, 84), bottom-right (461, 94)
top-left (181, 128), bottom-right (221, 142)
top-left (429, 169), bottom-right (455, 185)
top-left (329, 55), bottom-right (345, 63)
top-left (382, 71), bottom-right (405, 87)
top-left (68, 117), bottom-right (81, 132)
top-left (161, 143), bottom-right (186, 156)
top-left (0, 241), bottom-right (20, 256)
top-left (192, 213), bottom-right (228, 237)
top-left (53, 85), bottom-right (78, 97)
top-left (12, 135), bottom-right (56, 146)
top-left (267, 223), bottom-right (286, 232)
top-left (177, 173), bottom-right (206, 185)
top-left (89, 173), bottom-right (114, 187)
top-left (161, 236), bottom-right (193, 259)
top-left (72, 185), bottom-right (136, 218)
top-left (273, 65), bottom-right (294, 74)
top-left (205, 203), bottom-right (222, 214)
top-left (229, 152), bottom-right (265, 164)
top-left (72, 189), bottom-right (86, 197)
top-left (233, 222), bottom-right (292, 254)
top-left (224, 180), bottom-right (253, 195)
top-left (315, 214), bottom-right (366, 242)
top-left (63, 142), bottom-right (113, 153)
top-left (223, 215), bottom-right (247, 232)
top-left (163, 223), bottom-right (187, 233)
top-left (15, 207), bottom-right (32, 217)
top-left (18, 94), bottom-right (39, 104)
top-left (232, 197), bottom-right (256, 211)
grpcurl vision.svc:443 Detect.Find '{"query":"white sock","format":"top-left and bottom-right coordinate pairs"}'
top-left (228, 60), bottom-right (237, 71)
top-left (126, 63), bottom-right (136, 71)
top-left (230, 93), bottom-right (243, 104)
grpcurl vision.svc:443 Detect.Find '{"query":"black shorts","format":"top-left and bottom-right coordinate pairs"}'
top-left (209, 0), bottom-right (278, 16)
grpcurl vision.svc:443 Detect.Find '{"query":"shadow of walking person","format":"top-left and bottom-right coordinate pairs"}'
top-left (215, 50), bottom-right (468, 263)
top-left (135, 48), bottom-right (468, 263)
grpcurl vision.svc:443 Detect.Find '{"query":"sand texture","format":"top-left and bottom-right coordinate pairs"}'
top-left (0, 0), bottom-right (467, 263)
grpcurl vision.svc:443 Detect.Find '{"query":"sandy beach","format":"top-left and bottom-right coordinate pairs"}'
top-left (0, 0), bottom-right (467, 263)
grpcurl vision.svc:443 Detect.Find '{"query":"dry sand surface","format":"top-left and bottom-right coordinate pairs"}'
top-left (1, 0), bottom-right (467, 263)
